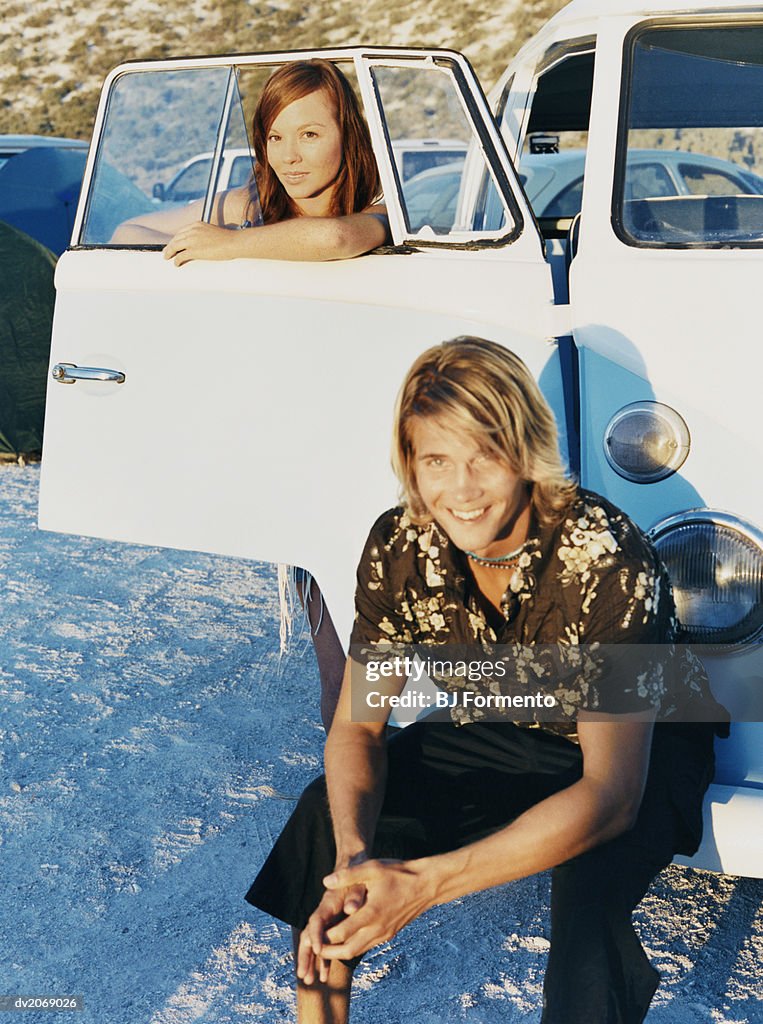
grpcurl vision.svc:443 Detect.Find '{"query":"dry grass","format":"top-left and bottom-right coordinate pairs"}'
top-left (0, 0), bottom-right (572, 141)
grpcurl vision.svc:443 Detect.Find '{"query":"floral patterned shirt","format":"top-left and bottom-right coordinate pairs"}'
top-left (350, 488), bottom-right (726, 743)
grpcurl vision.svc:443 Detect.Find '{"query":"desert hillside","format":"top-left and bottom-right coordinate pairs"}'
top-left (1, 0), bottom-right (568, 141)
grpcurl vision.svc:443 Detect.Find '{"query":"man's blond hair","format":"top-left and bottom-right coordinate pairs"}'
top-left (391, 336), bottom-right (577, 524)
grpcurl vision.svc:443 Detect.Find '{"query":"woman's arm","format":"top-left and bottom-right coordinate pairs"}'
top-left (110, 188), bottom-right (250, 244)
top-left (162, 205), bottom-right (389, 265)
top-left (317, 713), bottom-right (654, 961)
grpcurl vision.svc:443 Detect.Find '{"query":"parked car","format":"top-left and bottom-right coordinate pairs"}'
top-left (151, 138), bottom-right (469, 205)
top-left (391, 137), bottom-right (468, 180)
top-left (401, 160), bottom-right (464, 231)
top-left (402, 149), bottom-right (763, 232)
top-left (39, 0), bottom-right (763, 879)
top-left (522, 147), bottom-right (763, 220)
top-left (151, 149), bottom-right (255, 204)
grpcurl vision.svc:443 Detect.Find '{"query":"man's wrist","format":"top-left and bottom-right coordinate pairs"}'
top-left (416, 850), bottom-right (466, 908)
top-left (334, 847), bottom-right (369, 871)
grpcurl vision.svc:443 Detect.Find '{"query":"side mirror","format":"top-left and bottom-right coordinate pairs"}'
top-left (152, 182), bottom-right (165, 201)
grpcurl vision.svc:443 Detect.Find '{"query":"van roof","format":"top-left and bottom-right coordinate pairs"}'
top-left (550, 0), bottom-right (763, 23)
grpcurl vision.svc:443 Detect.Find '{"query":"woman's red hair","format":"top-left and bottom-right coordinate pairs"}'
top-left (250, 59), bottom-right (381, 224)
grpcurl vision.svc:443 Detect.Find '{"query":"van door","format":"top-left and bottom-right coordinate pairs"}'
top-left (566, 19), bottom-right (763, 800)
top-left (569, 20), bottom-right (763, 533)
top-left (39, 48), bottom-right (558, 638)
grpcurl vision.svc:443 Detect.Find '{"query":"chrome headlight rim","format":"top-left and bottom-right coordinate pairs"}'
top-left (649, 508), bottom-right (763, 650)
top-left (603, 401), bottom-right (690, 484)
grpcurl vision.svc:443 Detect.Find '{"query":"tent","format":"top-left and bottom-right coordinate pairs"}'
top-left (0, 221), bottom-right (56, 458)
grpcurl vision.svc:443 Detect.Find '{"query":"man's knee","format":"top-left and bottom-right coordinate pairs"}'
top-left (289, 776), bottom-right (334, 857)
top-left (301, 774), bottom-right (329, 806)
top-left (551, 836), bottom-right (672, 919)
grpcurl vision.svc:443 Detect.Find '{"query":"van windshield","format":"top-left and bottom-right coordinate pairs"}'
top-left (616, 23), bottom-right (763, 247)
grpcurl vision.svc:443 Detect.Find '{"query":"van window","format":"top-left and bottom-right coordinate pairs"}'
top-left (370, 62), bottom-right (517, 241)
top-left (512, 43), bottom-right (595, 234)
top-left (81, 68), bottom-right (232, 244)
top-left (615, 23), bottom-right (763, 247)
top-left (80, 66), bottom-right (257, 245)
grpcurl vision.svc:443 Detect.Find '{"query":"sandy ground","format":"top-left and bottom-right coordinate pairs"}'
top-left (0, 464), bottom-right (761, 1023)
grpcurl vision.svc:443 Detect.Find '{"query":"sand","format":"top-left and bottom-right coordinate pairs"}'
top-left (0, 464), bottom-right (761, 1023)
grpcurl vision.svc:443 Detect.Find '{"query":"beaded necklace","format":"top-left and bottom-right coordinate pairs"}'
top-left (465, 542), bottom-right (526, 570)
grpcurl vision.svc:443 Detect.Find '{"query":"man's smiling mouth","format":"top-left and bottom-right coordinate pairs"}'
top-left (449, 507), bottom-right (488, 522)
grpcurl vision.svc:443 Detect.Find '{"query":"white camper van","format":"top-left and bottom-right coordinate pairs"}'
top-left (39, 0), bottom-right (763, 878)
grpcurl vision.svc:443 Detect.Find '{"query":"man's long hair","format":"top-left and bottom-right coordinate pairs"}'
top-left (392, 337), bottom-right (578, 525)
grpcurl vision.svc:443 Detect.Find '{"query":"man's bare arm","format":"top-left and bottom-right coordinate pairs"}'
top-left (319, 714), bottom-right (654, 961)
top-left (323, 658), bottom-right (393, 867)
top-left (296, 657), bottom-right (404, 985)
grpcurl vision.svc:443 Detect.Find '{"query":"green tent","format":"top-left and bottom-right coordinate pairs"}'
top-left (0, 221), bottom-right (56, 458)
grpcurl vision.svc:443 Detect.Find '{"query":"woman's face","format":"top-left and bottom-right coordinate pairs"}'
top-left (266, 88), bottom-right (344, 214)
top-left (410, 415), bottom-right (530, 557)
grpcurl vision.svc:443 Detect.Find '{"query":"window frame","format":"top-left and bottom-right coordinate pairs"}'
top-left (506, 38), bottom-right (595, 240)
top-left (359, 53), bottom-right (524, 250)
top-left (517, 36), bottom-right (596, 156)
top-left (613, 15), bottom-right (763, 251)
top-left (72, 47), bottom-right (534, 255)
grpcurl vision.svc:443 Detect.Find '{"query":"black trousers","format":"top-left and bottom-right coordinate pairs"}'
top-left (246, 720), bottom-right (715, 1024)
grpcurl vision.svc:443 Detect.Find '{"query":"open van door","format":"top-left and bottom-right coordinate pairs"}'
top-left (39, 48), bottom-right (559, 638)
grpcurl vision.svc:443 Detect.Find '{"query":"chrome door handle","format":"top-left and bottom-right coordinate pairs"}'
top-left (52, 362), bottom-right (125, 384)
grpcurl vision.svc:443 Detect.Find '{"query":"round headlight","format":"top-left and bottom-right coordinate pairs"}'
top-left (604, 402), bottom-right (690, 483)
top-left (649, 511), bottom-right (763, 647)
